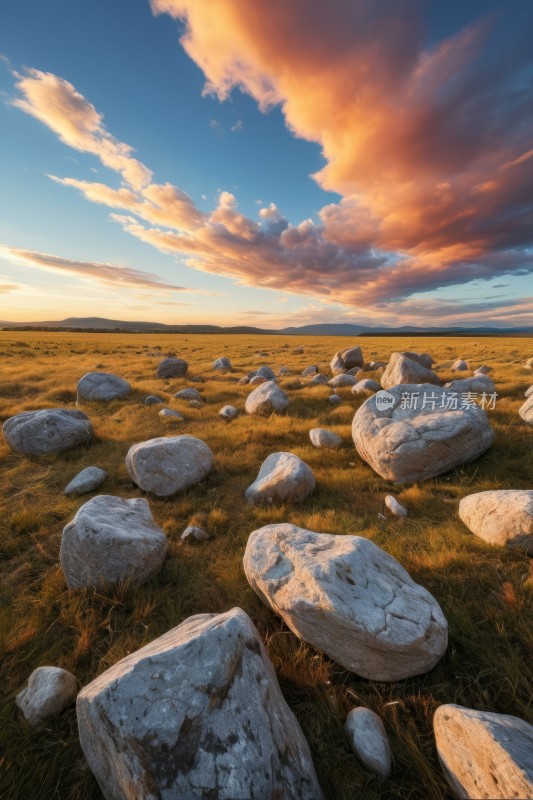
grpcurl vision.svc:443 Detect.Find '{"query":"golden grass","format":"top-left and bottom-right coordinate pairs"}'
top-left (0, 331), bottom-right (532, 799)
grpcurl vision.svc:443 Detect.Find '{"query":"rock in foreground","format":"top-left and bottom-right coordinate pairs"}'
top-left (3, 408), bottom-right (93, 456)
top-left (17, 666), bottom-right (77, 727)
top-left (459, 490), bottom-right (533, 552)
top-left (433, 704), bottom-right (533, 799)
top-left (60, 496), bottom-right (167, 589)
top-left (352, 384), bottom-right (493, 483)
top-left (245, 380), bottom-right (289, 416)
top-left (243, 524), bottom-right (448, 680)
top-left (77, 608), bottom-right (323, 800)
top-left (126, 435), bottom-right (213, 496)
top-left (245, 452), bottom-right (315, 505)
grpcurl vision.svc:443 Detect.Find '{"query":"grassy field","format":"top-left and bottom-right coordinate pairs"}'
top-left (0, 331), bottom-right (532, 799)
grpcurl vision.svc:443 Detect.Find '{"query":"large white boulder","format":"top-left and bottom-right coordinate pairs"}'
top-left (433, 704), bottom-right (533, 800)
top-left (245, 380), bottom-right (289, 416)
top-left (126, 435), bottom-right (213, 496)
top-left (459, 490), bottom-right (533, 552)
top-left (243, 524), bottom-right (448, 681)
top-left (245, 452), bottom-right (315, 505)
top-left (344, 707), bottom-right (392, 779)
top-left (381, 353), bottom-right (440, 390)
top-left (352, 384), bottom-right (493, 483)
top-left (519, 394), bottom-right (533, 425)
top-left (156, 357), bottom-right (188, 378)
top-left (16, 666), bottom-right (78, 727)
top-left (2, 408), bottom-right (93, 456)
top-left (76, 608), bottom-right (323, 800)
top-left (77, 372), bottom-right (131, 402)
top-left (60, 495), bottom-right (168, 589)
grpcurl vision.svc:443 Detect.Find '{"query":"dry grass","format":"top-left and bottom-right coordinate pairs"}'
top-left (0, 331), bottom-right (532, 799)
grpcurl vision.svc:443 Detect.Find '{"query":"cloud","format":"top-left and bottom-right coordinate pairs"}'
top-left (0, 282), bottom-right (19, 293)
top-left (0, 244), bottom-right (190, 292)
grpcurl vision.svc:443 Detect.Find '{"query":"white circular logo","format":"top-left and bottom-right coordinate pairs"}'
top-left (375, 390), bottom-right (395, 412)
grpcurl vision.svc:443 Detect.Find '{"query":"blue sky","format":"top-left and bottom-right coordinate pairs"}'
top-left (0, 0), bottom-right (532, 327)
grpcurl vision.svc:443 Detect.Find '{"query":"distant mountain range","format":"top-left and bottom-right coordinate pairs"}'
top-left (1, 316), bottom-right (532, 335)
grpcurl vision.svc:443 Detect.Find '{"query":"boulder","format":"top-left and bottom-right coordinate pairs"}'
top-left (126, 435), bottom-right (213, 497)
top-left (459, 490), bottom-right (533, 552)
top-left (144, 395), bottom-right (164, 405)
top-left (451, 359), bottom-right (468, 371)
top-left (519, 394), bottom-right (533, 425)
top-left (76, 608), bottom-right (323, 800)
top-left (352, 384), bottom-right (493, 483)
top-left (254, 365), bottom-right (276, 381)
top-left (219, 405), bottom-right (238, 420)
top-left (2, 408), bottom-right (93, 456)
top-left (156, 357), bottom-right (188, 379)
top-left (16, 666), bottom-right (77, 727)
top-left (245, 452), bottom-right (315, 505)
top-left (174, 387), bottom-right (203, 403)
top-left (330, 346), bottom-right (364, 375)
top-left (77, 372), bottom-right (131, 402)
top-left (385, 495), bottom-right (408, 517)
top-left (329, 374), bottom-right (357, 388)
top-left (244, 524), bottom-right (448, 680)
top-left (309, 428), bottom-right (342, 448)
top-left (245, 381), bottom-right (289, 416)
top-left (159, 408), bottom-right (184, 422)
top-left (433, 704), bottom-right (533, 800)
top-left (60, 495), bottom-right (168, 589)
top-left (352, 379), bottom-right (381, 395)
top-left (64, 466), bottom-right (107, 496)
top-left (213, 356), bottom-right (232, 370)
top-left (381, 353), bottom-right (440, 390)
top-left (445, 375), bottom-right (495, 394)
top-left (344, 707), bottom-right (392, 779)
top-left (400, 351), bottom-right (434, 370)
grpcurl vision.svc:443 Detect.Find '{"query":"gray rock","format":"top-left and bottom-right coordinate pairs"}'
top-left (445, 375), bottom-right (495, 394)
top-left (302, 365), bottom-right (318, 377)
top-left (330, 346), bottom-right (364, 375)
top-left (249, 375), bottom-right (267, 385)
top-left (385, 495), bottom-right (408, 517)
top-left (344, 707), bottom-right (392, 779)
top-left (245, 452), bottom-right (315, 505)
top-left (64, 466), bottom-right (107, 496)
top-left (219, 405), bottom-right (238, 420)
top-left (77, 372), bottom-right (131, 402)
top-left (245, 381), bottom-right (289, 416)
top-left (459, 490), bottom-right (533, 552)
top-left (328, 394), bottom-right (342, 406)
top-left (451, 359), bottom-right (468, 371)
top-left (381, 353), bottom-right (440, 390)
top-left (474, 365), bottom-right (493, 375)
top-left (174, 387), bottom-right (203, 403)
top-left (126, 435), bottom-right (213, 497)
top-left (144, 395), bottom-right (164, 405)
top-left (188, 400), bottom-right (204, 409)
top-left (213, 356), bottom-right (232, 370)
top-left (16, 666), bottom-right (77, 727)
top-left (156, 357), bottom-right (188, 379)
top-left (76, 608), bottom-right (323, 800)
top-left (352, 379), bottom-right (381, 395)
top-left (181, 525), bottom-right (210, 542)
top-left (60, 495), bottom-right (168, 589)
top-left (307, 373), bottom-right (329, 386)
top-left (243, 524), bottom-right (448, 681)
top-left (159, 407), bottom-right (184, 422)
top-left (255, 365), bottom-right (277, 380)
top-left (328, 374), bottom-right (357, 388)
top-left (309, 428), bottom-right (342, 448)
top-left (352, 384), bottom-right (493, 483)
top-left (3, 408), bottom-right (93, 456)
top-left (519, 394), bottom-right (533, 424)
top-left (238, 376), bottom-right (250, 385)
top-left (433, 704), bottom-right (533, 800)
top-left (399, 351), bottom-right (434, 370)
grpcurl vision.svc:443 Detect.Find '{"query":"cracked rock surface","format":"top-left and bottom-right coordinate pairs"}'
top-left (2, 408), bottom-right (93, 456)
top-left (245, 452), bottom-right (315, 505)
top-left (126, 435), bottom-right (213, 496)
top-left (17, 666), bottom-right (78, 727)
top-left (352, 383), bottom-right (493, 483)
top-left (245, 380), bottom-right (289, 416)
top-left (433, 704), bottom-right (533, 799)
top-left (243, 524), bottom-right (448, 681)
top-left (77, 372), bottom-right (131, 402)
top-left (77, 607), bottom-right (323, 800)
top-left (60, 495), bottom-right (168, 589)
top-left (459, 490), bottom-right (533, 552)
top-left (381, 354), bottom-right (441, 390)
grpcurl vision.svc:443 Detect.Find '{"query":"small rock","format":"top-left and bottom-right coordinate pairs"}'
top-left (302, 365), bottom-right (318, 377)
top-left (188, 399), bottom-right (204, 409)
top-left (174, 387), bottom-right (203, 402)
top-left (238, 376), bottom-right (250, 385)
top-left (309, 428), bottom-right (342, 448)
top-left (330, 346), bottom-right (364, 374)
top-left (156, 357), bottom-right (188, 379)
top-left (181, 525), bottom-right (210, 542)
top-left (144, 395), bottom-right (164, 405)
top-left (474, 365), bottom-right (492, 375)
top-left (77, 372), bottom-right (131, 403)
top-left (451, 359), bottom-right (468, 371)
top-left (399, 351), bottom-right (434, 370)
top-left (254, 365), bottom-right (276, 380)
top-left (249, 375), bottom-right (267, 385)
top-left (344, 707), bottom-right (392, 779)
top-left (64, 466), bottom-right (107, 496)
top-left (219, 405), bottom-right (238, 420)
top-left (126, 435), bottom-right (213, 497)
top-left (159, 407), bottom-right (184, 422)
top-left (245, 452), bottom-right (315, 505)
top-left (16, 666), bottom-right (78, 727)
top-left (385, 495), bottom-right (408, 517)
top-left (213, 356), bottom-right (232, 370)
top-left (352, 379), bottom-right (381, 395)
top-left (307, 373), bottom-right (329, 386)
top-left (328, 394), bottom-right (342, 406)
top-left (329, 374), bottom-right (357, 388)
top-left (245, 381), bottom-right (289, 416)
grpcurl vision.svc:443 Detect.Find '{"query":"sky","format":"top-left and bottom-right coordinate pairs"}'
top-left (0, 0), bottom-right (532, 328)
